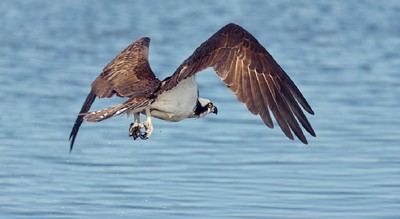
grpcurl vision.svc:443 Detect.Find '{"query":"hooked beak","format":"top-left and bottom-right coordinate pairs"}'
top-left (212, 106), bottom-right (218, 115)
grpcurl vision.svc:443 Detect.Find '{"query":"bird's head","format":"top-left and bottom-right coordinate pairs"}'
top-left (194, 98), bottom-right (218, 118)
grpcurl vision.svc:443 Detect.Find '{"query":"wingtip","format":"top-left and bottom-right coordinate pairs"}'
top-left (300, 137), bottom-right (308, 145)
top-left (301, 101), bottom-right (315, 115)
top-left (284, 130), bottom-right (295, 141)
top-left (307, 125), bottom-right (317, 137)
top-left (287, 134), bottom-right (308, 145)
top-left (226, 22), bottom-right (238, 27)
top-left (138, 37), bottom-right (151, 47)
top-left (69, 135), bottom-right (75, 153)
top-left (220, 23), bottom-right (244, 32)
top-left (299, 130), bottom-right (318, 144)
top-left (311, 131), bottom-right (317, 137)
top-left (68, 90), bottom-right (96, 153)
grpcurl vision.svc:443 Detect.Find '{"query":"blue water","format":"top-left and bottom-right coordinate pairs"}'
top-left (1, 1), bottom-right (400, 218)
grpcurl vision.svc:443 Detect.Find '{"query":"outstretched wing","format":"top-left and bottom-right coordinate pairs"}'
top-left (69, 37), bottom-right (160, 151)
top-left (159, 23), bottom-right (315, 144)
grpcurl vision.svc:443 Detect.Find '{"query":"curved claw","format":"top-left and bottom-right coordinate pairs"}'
top-left (139, 133), bottom-right (149, 140)
top-left (129, 123), bottom-right (142, 140)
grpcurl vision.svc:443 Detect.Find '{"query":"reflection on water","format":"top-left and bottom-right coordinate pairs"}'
top-left (1, 1), bottom-right (399, 218)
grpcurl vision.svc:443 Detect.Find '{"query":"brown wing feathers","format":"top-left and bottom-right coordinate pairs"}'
top-left (92, 37), bottom-right (160, 98)
top-left (161, 23), bottom-right (315, 143)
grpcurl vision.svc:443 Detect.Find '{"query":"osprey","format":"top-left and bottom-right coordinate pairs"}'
top-left (69, 23), bottom-right (316, 151)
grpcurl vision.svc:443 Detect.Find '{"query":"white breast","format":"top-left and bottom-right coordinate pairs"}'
top-left (150, 76), bottom-right (198, 121)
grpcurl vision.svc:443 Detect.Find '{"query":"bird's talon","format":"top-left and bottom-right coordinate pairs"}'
top-left (140, 133), bottom-right (148, 140)
top-left (129, 123), bottom-right (142, 140)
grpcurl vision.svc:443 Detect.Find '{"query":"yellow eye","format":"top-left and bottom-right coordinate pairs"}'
top-left (207, 103), bottom-right (213, 108)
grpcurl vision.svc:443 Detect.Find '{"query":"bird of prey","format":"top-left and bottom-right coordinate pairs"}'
top-left (69, 23), bottom-right (315, 151)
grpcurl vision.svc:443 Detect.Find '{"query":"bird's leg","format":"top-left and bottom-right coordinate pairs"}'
top-left (140, 107), bottom-right (153, 140)
top-left (129, 113), bottom-right (142, 140)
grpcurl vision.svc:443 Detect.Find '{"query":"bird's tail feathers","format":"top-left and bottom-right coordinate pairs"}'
top-left (83, 97), bottom-right (153, 122)
top-left (83, 103), bottom-right (130, 122)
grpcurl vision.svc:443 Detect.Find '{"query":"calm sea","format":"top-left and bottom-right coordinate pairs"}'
top-left (1, 0), bottom-right (399, 218)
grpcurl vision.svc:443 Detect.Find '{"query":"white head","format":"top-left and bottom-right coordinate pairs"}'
top-left (194, 98), bottom-right (218, 118)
